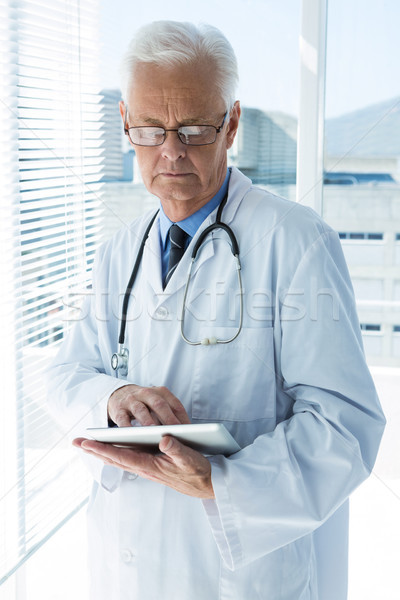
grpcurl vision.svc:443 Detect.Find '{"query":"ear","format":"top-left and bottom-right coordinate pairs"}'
top-left (225, 101), bottom-right (241, 149)
top-left (119, 100), bottom-right (126, 122)
top-left (119, 101), bottom-right (135, 148)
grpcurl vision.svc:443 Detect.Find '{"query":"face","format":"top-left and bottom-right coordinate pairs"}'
top-left (119, 61), bottom-right (240, 220)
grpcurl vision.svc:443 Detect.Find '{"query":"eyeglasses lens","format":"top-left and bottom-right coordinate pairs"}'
top-left (128, 125), bottom-right (217, 146)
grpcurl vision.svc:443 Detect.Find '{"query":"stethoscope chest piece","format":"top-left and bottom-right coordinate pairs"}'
top-left (111, 344), bottom-right (129, 377)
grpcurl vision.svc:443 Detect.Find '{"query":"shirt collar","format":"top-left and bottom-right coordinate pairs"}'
top-left (159, 169), bottom-right (231, 249)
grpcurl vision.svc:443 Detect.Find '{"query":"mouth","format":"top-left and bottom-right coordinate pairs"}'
top-left (159, 172), bottom-right (192, 178)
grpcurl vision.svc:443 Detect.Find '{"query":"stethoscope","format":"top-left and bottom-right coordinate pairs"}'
top-left (111, 193), bottom-right (243, 378)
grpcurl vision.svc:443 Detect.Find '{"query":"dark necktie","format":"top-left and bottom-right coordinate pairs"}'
top-left (163, 224), bottom-right (189, 288)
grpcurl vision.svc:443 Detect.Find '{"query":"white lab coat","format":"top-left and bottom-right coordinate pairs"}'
top-left (47, 167), bottom-right (385, 600)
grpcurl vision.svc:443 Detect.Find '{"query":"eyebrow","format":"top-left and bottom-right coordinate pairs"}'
top-left (131, 115), bottom-right (217, 127)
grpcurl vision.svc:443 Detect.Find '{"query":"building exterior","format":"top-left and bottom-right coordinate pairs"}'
top-left (100, 89), bottom-right (135, 182)
top-left (99, 89), bottom-right (147, 240)
top-left (322, 98), bottom-right (400, 366)
top-left (229, 107), bottom-right (297, 185)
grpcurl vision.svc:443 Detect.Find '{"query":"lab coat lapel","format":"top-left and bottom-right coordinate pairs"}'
top-left (221, 167), bottom-right (252, 226)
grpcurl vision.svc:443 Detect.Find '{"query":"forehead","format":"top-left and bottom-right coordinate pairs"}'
top-left (127, 61), bottom-right (225, 122)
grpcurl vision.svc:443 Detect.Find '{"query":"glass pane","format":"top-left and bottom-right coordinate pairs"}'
top-left (323, 1), bottom-right (400, 598)
top-left (324, 0), bottom-right (400, 371)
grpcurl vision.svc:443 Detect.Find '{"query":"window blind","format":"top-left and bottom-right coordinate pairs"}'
top-left (0, 0), bottom-right (103, 584)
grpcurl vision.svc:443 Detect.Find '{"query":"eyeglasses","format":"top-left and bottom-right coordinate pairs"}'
top-left (124, 111), bottom-right (228, 146)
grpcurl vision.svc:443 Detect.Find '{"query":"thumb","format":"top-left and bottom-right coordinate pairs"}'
top-left (159, 435), bottom-right (188, 462)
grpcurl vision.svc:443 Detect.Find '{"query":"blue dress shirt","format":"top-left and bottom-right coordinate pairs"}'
top-left (159, 169), bottom-right (230, 282)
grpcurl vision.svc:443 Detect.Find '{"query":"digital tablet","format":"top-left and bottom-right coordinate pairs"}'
top-left (86, 423), bottom-right (241, 456)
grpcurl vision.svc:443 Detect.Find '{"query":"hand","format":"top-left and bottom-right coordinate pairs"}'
top-left (108, 385), bottom-right (191, 427)
top-left (73, 435), bottom-right (215, 499)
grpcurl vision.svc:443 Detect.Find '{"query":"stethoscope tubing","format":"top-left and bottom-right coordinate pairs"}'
top-left (112, 191), bottom-right (243, 375)
top-left (180, 251), bottom-right (243, 346)
top-left (118, 210), bottom-right (159, 345)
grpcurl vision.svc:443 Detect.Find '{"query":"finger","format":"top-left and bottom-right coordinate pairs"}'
top-left (74, 438), bottom-right (125, 457)
top-left (128, 399), bottom-right (159, 426)
top-left (111, 411), bottom-right (135, 428)
top-left (172, 405), bottom-right (192, 425)
top-left (109, 385), bottom-right (191, 426)
top-left (81, 440), bottom-right (155, 472)
top-left (75, 442), bottom-right (114, 463)
top-left (134, 387), bottom-right (189, 426)
top-left (149, 410), bottom-right (162, 425)
top-left (154, 387), bottom-right (192, 424)
top-left (117, 393), bottom-right (178, 427)
top-left (79, 441), bottom-right (131, 470)
top-left (79, 439), bottom-right (112, 458)
top-left (108, 385), bottom-right (142, 426)
top-left (72, 437), bottom-right (87, 447)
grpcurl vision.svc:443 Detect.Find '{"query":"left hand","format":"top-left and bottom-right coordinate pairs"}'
top-left (73, 436), bottom-right (215, 499)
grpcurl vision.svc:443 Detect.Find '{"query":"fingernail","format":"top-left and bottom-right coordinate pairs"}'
top-left (162, 436), bottom-right (173, 451)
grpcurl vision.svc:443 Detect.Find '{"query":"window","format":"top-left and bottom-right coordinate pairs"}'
top-left (0, 0), bottom-right (102, 589)
top-left (323, 1), bottom-right (400, 367)
top-left (360, 324), bottom-right (381, 332)
top-left (338, 232), bottom-right (384, 240)
top-left (323, 0), bottom-right (400, 596)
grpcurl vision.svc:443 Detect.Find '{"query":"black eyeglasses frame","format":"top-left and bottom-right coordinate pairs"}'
top-left (123, 110), bottom-right (228, 147)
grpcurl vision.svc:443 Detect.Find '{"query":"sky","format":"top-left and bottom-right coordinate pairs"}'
top-left (99, 0), bottom-right (400, 119)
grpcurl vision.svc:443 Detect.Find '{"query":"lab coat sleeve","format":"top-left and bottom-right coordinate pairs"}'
top-left (202, 230), bottom-right (386, 571)
top-left (46, 249), bottom-right (127, 488)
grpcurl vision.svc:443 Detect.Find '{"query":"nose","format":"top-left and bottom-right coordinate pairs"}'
top-left (160, 130), bottom-right (187, 161)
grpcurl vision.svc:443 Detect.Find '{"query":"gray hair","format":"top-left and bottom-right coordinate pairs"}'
top-left (120, 20), bottom-right (238, 110)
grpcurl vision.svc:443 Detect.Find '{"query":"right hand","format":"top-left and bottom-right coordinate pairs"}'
top-left (107, 385), bottom-right (191, 427)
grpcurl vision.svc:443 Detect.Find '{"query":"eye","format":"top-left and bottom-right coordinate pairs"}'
top-left (180, 126), bottom-right (204, 136)
top-left (138, 127), bottom-right (164, 140)
top-left (129, 127), bottom-right (165, 146)
top-left (179, 126), bottom-right (216, 145)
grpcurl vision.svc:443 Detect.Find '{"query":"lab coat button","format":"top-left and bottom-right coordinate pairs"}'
top-left (127, 472), bottom-right (138, 480)
top-left (121, 549), bottom-right (135, 563)
top-left (155, 306), bottom-right (169, 319)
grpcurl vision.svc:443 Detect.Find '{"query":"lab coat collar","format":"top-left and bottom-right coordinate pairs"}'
top-left (220, 166), bottom-right (253, 225)
top-left (141, 167), bottom-right (253, 301)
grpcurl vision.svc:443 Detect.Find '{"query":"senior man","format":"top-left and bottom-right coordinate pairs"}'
top-left (48, 20), bottom-right (385, 600)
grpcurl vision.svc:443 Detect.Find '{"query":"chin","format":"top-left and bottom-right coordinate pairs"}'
top-left (153, 183), bottom-right (200, 203)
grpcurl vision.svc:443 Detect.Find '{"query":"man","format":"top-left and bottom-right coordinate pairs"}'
top-left (47, 20), bottom-right (385, 600)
